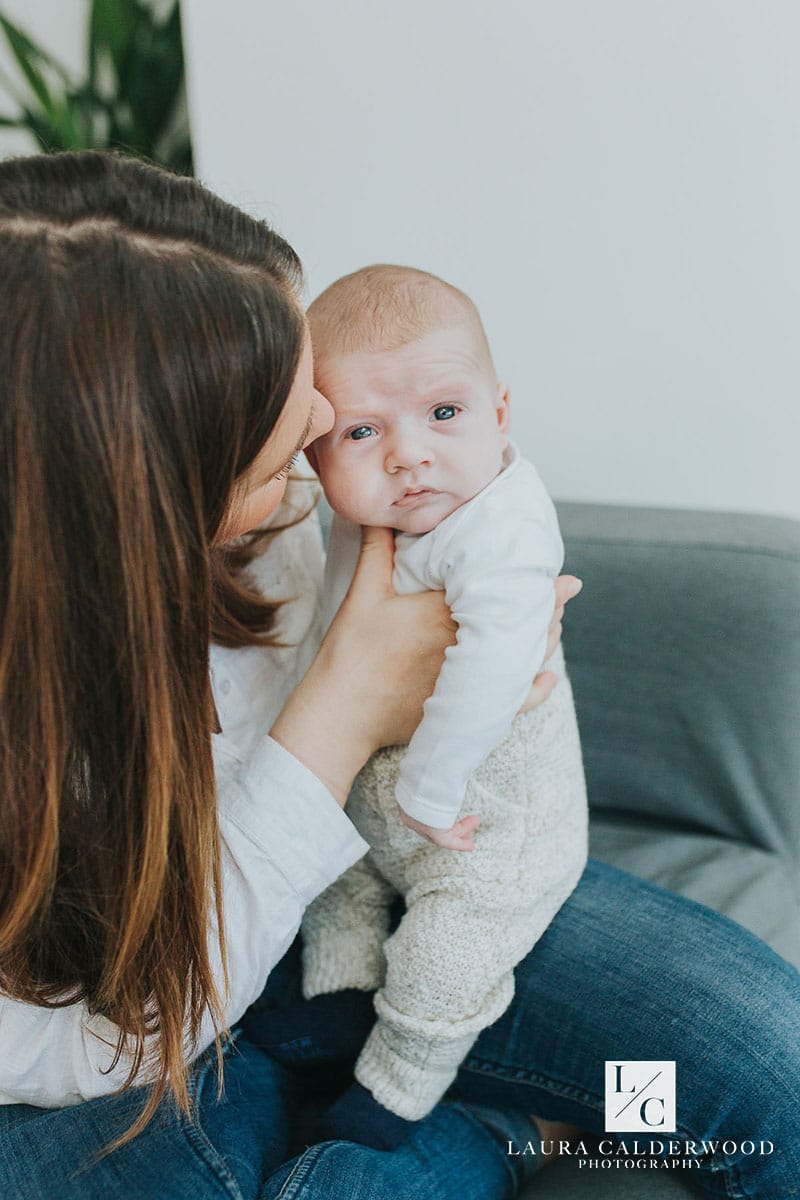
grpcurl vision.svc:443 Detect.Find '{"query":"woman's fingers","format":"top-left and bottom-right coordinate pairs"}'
top-left (310, 536), bottom-right (577, 763)
top-left (545, 575), bottom-right (582, 659)
top-left (554, 574), bottom-right (583, 607)
top-left (545, 620), bottom-right (563, 661)
top-left (348, 525), bottom-right (397, 600)
top-left (519, 578), bottom-right (583, 714)
top-left (519, 670), bottom-right (558, 713)
top-left (351, 527), bottom-right (457, 638)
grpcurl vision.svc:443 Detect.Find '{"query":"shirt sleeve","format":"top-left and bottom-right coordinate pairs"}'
top-left (395, 510), bottom-right (563, 828)
top-left (0, 736), bottom-right (367, 1109)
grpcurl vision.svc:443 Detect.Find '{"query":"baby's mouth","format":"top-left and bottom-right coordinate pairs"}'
top-left (392, 487), bottom-right (440, 508)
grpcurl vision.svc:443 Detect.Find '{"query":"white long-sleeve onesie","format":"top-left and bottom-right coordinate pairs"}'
top-left (303, 443), bottom-right (588, 1119)
top-left (321, 442), bottom-right (566, 828)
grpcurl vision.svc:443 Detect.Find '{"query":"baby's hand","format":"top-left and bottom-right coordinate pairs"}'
top-left (399, 808), bottom-right (480, 851)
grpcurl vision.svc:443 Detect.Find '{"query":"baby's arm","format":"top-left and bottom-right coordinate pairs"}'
top-left (395, 508), bottom-right (562, 840)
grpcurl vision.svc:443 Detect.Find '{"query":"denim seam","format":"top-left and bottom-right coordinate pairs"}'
top-left (266, 1142), bottom-right (332, 1200)
top-left (265, 1115), bottom-right (516, 1200)
top-left (463, 1054), bottom-right (605, 1115)
top-left (180, 1035), bottom-right (246, 1200)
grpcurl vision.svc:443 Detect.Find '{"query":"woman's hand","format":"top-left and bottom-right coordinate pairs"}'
top-left (270, 527), bottom-right (582, 806)
top-left (270, 526), bottom-right (456, 804)
top-left (520, 573), bottom-right (583, 712)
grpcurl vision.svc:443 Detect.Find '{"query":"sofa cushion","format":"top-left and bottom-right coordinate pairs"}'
top-left (557, 502), bottom-right (800, 967)
top-left (589, 817), bottom-right (800, 968)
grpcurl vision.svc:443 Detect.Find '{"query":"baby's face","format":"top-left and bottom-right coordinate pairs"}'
top-left (309, 326), bottom-right (509, 534)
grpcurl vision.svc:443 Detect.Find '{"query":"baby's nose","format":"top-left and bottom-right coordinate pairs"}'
top-left (385, 430), bottom-right (435, 472)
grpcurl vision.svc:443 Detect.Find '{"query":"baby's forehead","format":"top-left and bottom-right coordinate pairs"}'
top-left (314, 322), bottom-right (492, 390)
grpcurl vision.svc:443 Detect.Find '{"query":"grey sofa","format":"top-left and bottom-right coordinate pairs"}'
top-left (523, 500), bottom-right (800, 1199)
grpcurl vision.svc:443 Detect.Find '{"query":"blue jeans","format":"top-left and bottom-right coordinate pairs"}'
top-left (1, 860), bottom-right (798, 1200)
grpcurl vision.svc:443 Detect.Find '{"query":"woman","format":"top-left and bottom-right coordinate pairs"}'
top-left (0, 152), bottom-right (796, 1200)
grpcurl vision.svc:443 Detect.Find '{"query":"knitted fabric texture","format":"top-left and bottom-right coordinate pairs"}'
top-left (301, 643), bottom-right (588, 1120)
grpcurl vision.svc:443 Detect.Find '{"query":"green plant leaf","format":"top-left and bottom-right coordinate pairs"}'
top-left (0, 15), bottom-right (54, 114)
top-left (162, 132), bottom-right (193, 176)
top-left (0, 13), bottom-right (74, 82)
top-left (68, 81), bottom-right (105, 146)
top-left (17, 107), bottom-right (72, 153)
top-left (52, 96), bottom-right (88, 150)
top-left (114, 5), bottom-right (185, 153)
top-left (0, 1), bottom-right (193, 175)
top-left (0, 14), bottom-right (73, 116)
top-left (0, 59), bottom-right (34, 111)
top-left (89, 0), bottom-right (139, 93)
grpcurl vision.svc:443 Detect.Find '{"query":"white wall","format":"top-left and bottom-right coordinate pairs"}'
top-left (182, 0), bottom-right (800, 521)
top-left (2, 3), bottom-right (797, 517)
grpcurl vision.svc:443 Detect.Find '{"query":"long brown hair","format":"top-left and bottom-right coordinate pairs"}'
top-left (0, 151), bottom-right (306, 1144)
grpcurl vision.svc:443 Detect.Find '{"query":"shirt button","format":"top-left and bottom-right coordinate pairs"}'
top-left (219, 678), bottom-right (231, 696)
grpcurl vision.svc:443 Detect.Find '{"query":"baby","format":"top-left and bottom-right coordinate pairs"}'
top-left (298, 265), bottom-right (588, 1144)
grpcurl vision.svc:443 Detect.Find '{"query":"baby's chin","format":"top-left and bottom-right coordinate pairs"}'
top-left (388, 506), bottom-right (450, 535)
top-left (331, 501), bottom-right (454, 536)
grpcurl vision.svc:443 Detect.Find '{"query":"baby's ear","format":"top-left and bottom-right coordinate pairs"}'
top-left (496, 383), bottom-right (511, 433)
top-left (303, 444), bottom-right (320, 475)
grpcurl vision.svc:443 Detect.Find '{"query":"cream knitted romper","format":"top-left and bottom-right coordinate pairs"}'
top-left (301, 664), bottom-right (588, 1121)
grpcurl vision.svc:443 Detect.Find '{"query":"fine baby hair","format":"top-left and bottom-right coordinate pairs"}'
top-left (308, 262), bottom-right (496, 381)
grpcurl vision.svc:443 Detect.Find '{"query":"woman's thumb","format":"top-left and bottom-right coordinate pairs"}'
top-left (350, 525), bottom-right (396, 598)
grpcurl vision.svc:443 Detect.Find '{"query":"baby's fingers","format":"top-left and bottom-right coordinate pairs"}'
top-left (454, 814), bottom-right (480, 835)
top-left (446, 813), bottom-right (480, 852)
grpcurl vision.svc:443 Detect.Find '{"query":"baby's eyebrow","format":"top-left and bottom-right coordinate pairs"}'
top-left (421, 382), bottom-right (470, 400)
top-left (335, 383), bottom-right (467, 418)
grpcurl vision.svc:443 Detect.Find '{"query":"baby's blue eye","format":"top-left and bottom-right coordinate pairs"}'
top-left (349, 426), bottom-right (375, 440)
top-left (433, 405), bottom-right (457, 421)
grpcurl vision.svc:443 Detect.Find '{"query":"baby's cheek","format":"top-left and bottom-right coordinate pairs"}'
top-left (319, 461), bottom-right (364, 519)
top-left (314, 455), bottom-right (344, 499)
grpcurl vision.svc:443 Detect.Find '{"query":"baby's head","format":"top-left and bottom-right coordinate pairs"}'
top-left (305, 265), bottom-right (509, 534)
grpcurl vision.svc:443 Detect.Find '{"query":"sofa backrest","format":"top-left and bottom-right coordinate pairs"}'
top-left (558, 502), bottom-right (800, 889)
